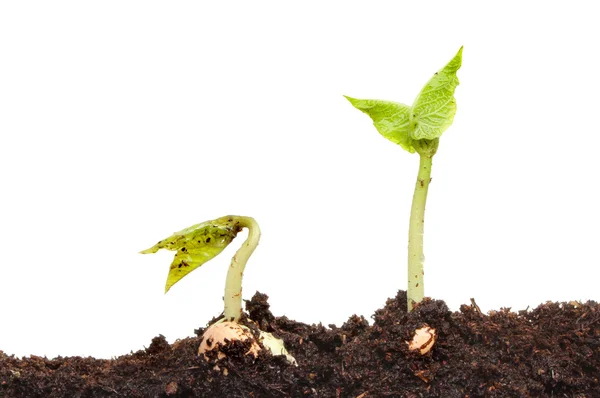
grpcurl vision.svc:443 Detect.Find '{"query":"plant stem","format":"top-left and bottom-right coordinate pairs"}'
top-left (407, 151), bottom-right (433, 311)
top-left (224, 216), bottom-right (261, 322)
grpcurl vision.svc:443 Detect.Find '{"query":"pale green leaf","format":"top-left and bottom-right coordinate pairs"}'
top-left (140, 216), bottom-right (243, 292)
top-left (410, 47), bottom-right (463, 140)
top-left (344, 96), bottom-right (414, 153)
top-left (259, 330), bottom-right (298, 365)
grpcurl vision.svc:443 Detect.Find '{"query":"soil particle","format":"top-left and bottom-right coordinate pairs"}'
top-left (1, 291), bottom-right (599, 397)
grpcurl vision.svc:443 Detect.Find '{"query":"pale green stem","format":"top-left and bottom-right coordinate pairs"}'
top-left (224, 216), bottom-right (261, 322)
top-left (407, 153), bottom-right (433, 311)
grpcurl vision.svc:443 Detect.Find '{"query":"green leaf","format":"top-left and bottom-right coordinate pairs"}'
top-left (344, 96), bottom-right (414, 153)
top-left (410, 46), bottom-right (463, 140)
top-left (140, 216), bottom-right (243, 292)
top-left (345, 47), bottom-right (463, 151)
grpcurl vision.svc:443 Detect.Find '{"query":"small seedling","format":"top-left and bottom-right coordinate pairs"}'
top-left (140, 215), bottom-right (258, 321)
top-left (141, 215), bottom-right (296, 365)
top-left (345, 47), bottom-right (463, 311)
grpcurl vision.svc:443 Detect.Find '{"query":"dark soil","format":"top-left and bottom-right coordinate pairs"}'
top-left (1, 291), bottom-right (599, 397)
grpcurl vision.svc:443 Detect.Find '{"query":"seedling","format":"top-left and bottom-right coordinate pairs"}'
top-left (141, 215), bottom-right (296, 365)
top-left (345, 47), bottom-right (463, 311)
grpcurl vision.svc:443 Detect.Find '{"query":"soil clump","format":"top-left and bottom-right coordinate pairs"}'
top-left (1, 291), bottom-right (598, 397)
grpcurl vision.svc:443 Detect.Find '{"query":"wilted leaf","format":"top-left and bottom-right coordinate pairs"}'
top-left (140, 216), bottom-right (243, 292)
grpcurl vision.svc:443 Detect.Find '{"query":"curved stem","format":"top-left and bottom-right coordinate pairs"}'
top-left (407, 152), bottom-right (433, 311)
top-left (224, 216), bottom-right (261, 322)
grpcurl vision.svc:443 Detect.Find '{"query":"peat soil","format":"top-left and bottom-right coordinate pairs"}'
top-left (1, 291), bottom-right (599, 397)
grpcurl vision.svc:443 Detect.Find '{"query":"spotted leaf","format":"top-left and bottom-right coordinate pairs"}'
top-left (141, 216), bottom-right (243, 292)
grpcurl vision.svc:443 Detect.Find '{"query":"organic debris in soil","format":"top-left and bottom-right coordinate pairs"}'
top-left (1, 291), bottom-right (599, 397)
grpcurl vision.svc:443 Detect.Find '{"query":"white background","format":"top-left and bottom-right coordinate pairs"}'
top-left (1, 2), bottom-right (598, 359)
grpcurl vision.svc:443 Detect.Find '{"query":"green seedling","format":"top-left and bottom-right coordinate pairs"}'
top-left (345, 47), bottom-right (463, 311)
top-left (140, 215), bottom-right (259, 321)
top-left (141, 215), bottom-right (296, 364)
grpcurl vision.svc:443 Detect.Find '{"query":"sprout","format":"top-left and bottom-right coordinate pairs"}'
top-left (141, 215), bottom-right (296, 365)
top-left (140, 215), bottom-right (259, 322)
top-left (346, 47), bottom-right (463, 311)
